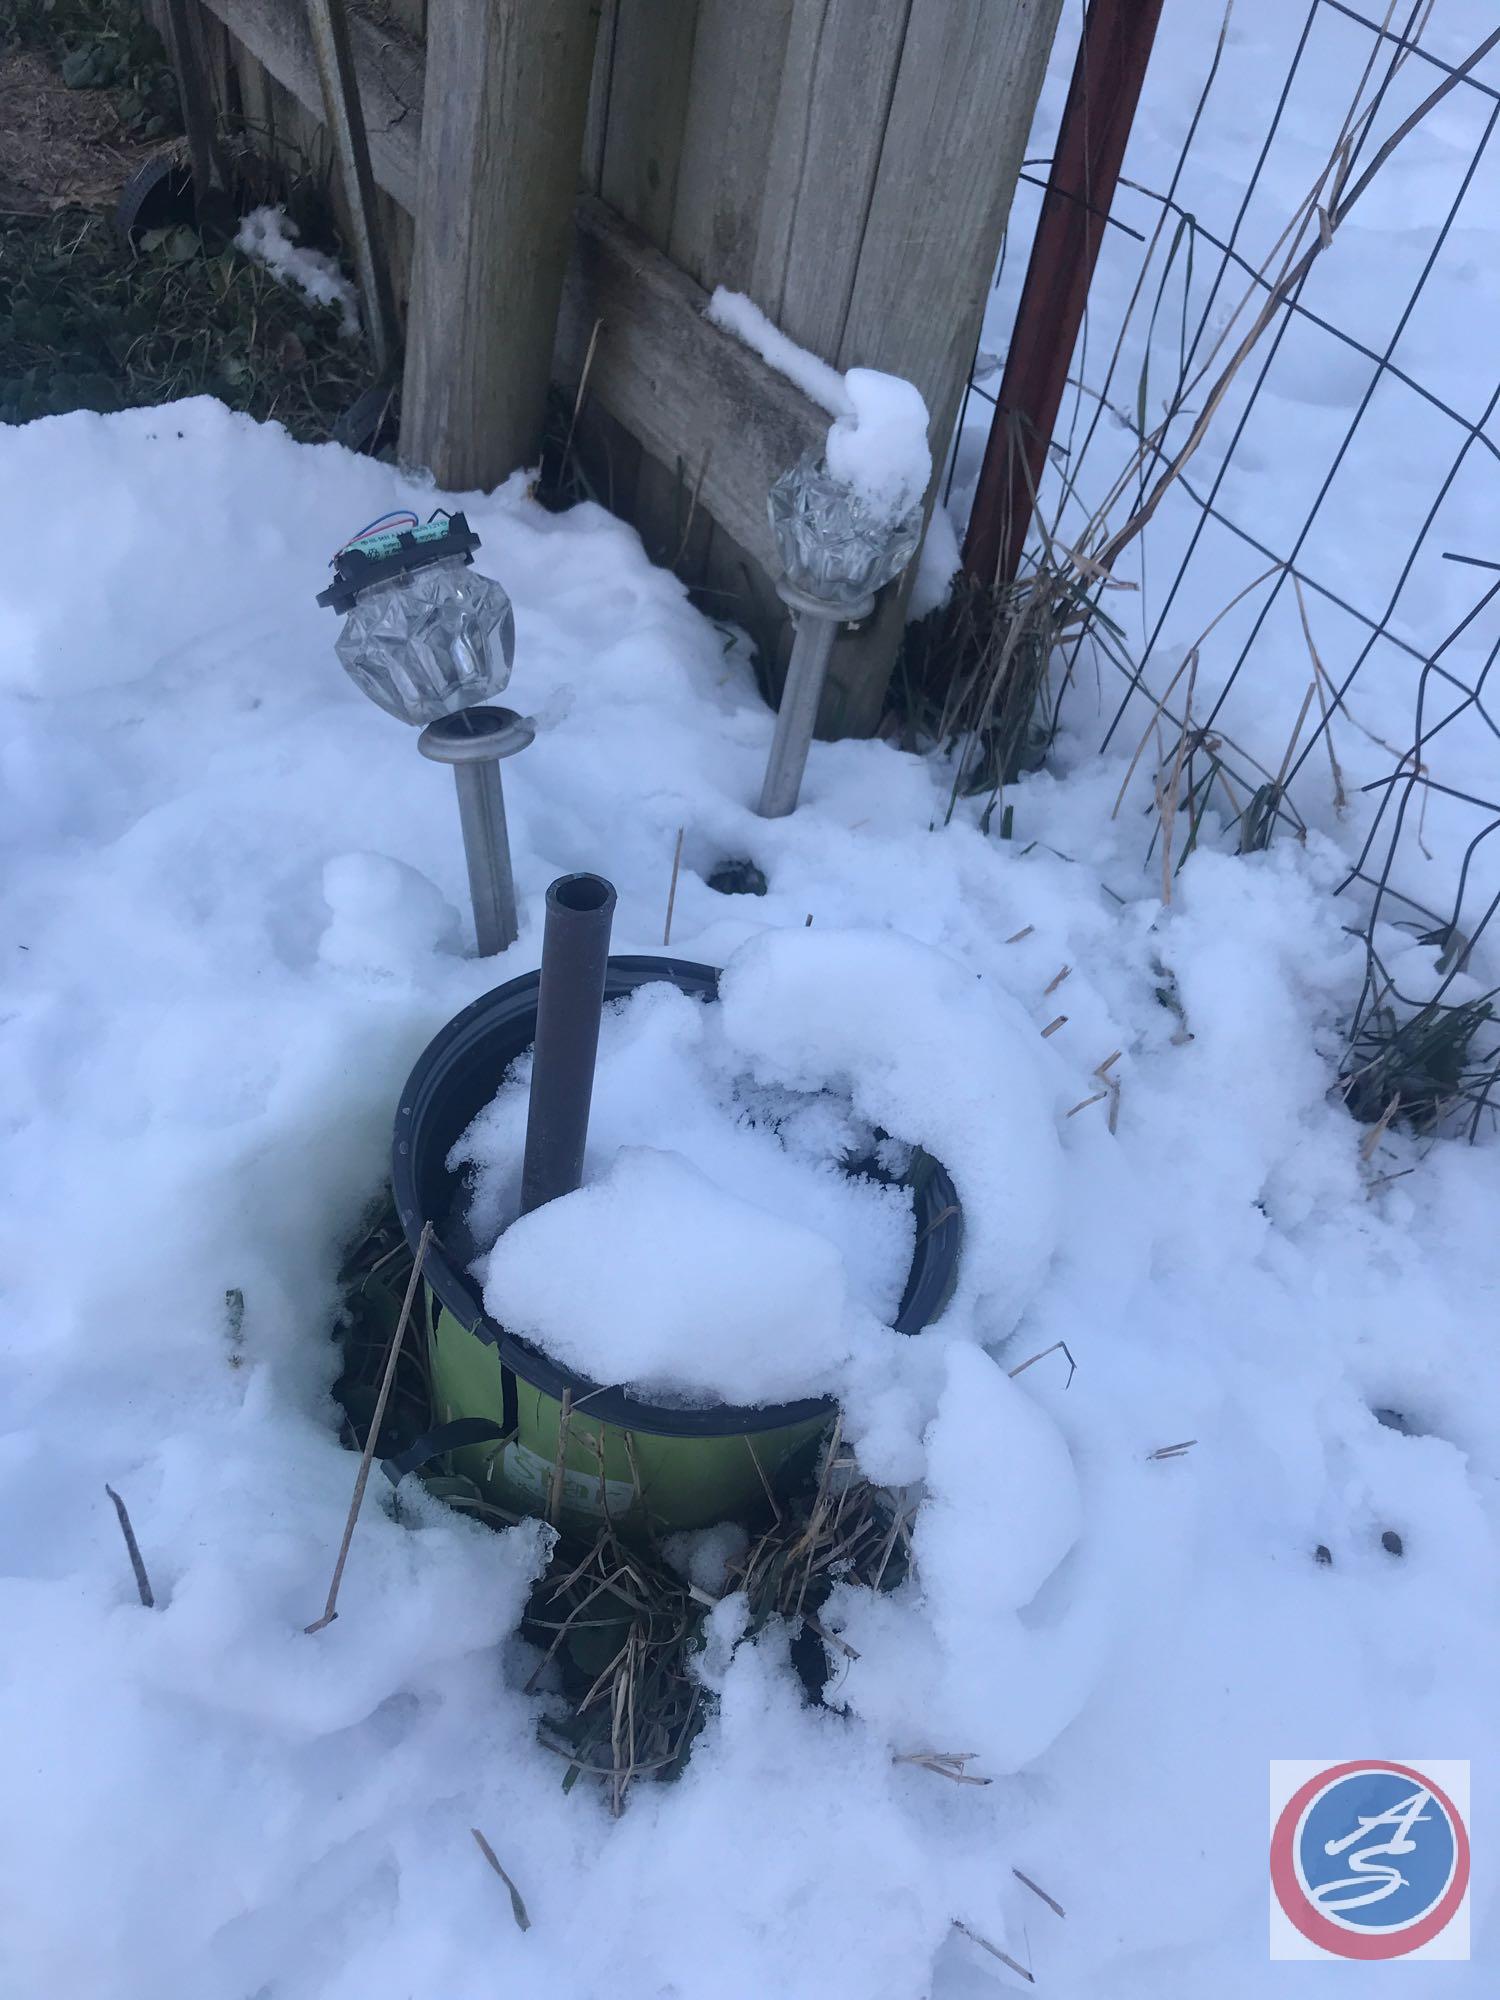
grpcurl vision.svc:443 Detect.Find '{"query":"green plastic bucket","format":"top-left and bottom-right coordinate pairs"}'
top-left (393, 957), bottom-right (962, 1536)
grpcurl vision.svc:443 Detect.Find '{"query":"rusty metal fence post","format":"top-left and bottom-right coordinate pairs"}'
top-left (962, 0), bottom-right (1165, 588)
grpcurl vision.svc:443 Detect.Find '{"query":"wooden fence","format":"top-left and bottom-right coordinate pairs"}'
top-left (149, 0), bottom-right (1062, 732)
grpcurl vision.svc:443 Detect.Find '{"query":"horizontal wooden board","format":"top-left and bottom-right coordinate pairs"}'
top-left (559, 197), bottom-right (825, 571)
top-left (195, 0), bottom-right (423, 208)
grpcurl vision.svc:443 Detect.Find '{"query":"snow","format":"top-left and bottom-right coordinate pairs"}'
top-left (706, 284), bottom-right (850, 415)
top-left (708, 291), bottom-right (933, 525)
top-left (832, 1342), bottom-right (1091, 1775)
top-left (235, 206), bottom-right (361, 336)
top-left (484, 1145), bottom-right (877, 1407)
top-left (825, 366), bottom-right (933, 524)
top-left (909, 494), bottom-right (961, 620)
top-left (319, 851), bottom-right (461, 974)
top-left (461, 924), bottom-right (1056, 1417)
top-left (718, 928), bottom-right (1062, 1349)
top-left (1, 4), bottom-right (1498, 1990)
top-left (451, 971), bottom-right (916, 1339)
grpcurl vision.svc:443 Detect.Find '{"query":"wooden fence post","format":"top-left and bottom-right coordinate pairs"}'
top-left (400, 0), bottom-right (600, 490)
top-left (159, 0), bottom-right (225, 212)
top-left (305, 0), bottom-right (400, 377)
top-left (820, 0), bottom-right (1065, 736)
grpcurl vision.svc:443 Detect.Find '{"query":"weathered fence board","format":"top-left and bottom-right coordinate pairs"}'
top-left (747, 0), bottom-right (911, 363)
top-left (558, 198), bottom-right (825, 571)
top-left (667, 0), bottom-right (796, 293)
top-left (592, 1), bottom-right (707, 583)
top-left (194, 0), bottom-right (422, 208)
top-left (581, 0), bottom-right (618, 193)
top-left (599, 0), bottom-right (701, 247)
top-left (400, 0), bottom-right (600, 487)
top-left (823, 0), bottom-right (1064, 730)
top-left (305, 0), bottom-right (399, 373)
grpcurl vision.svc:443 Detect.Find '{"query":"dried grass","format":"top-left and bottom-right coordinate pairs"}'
top-left (521, 1424), bottom-right (916, 1814)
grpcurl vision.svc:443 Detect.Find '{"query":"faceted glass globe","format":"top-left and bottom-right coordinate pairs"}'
top-left (768, 454), bottom-right (922, 610)
top-left (334, 557), bottom-right (516, 725)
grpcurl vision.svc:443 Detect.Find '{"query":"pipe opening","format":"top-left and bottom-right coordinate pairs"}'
top-left (549, 873), bottom-right (614, 915)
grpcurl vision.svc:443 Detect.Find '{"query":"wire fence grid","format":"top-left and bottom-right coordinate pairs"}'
top-left (947, 0), bottom-right (1500, 1137)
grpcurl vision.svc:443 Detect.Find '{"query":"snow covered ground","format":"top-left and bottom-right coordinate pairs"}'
top-left (1, 4), bottom-right (1497, 1997)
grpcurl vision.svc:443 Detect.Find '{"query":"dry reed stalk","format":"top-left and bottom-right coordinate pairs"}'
top-left (1013, 1867), bottom-right (1067, 1919)
top-left (662, 827), bottom-right (684, 946)
top-left (1088, 23), bottom-right (1500, 573)
top-left (1360, 1092), bottom-right (1403, 1161)
top-left (894, 1750), bottom-right (992, 1787)
top-left (1009, 1340), bottom-right (1078, 1389)
top-left (1066, 1088), bottom-right (1110, 1118)
top-left (1156, 649), bottom-right (1200, 902)
top-left (1112, 646), bottom-right (1198, 819)
top-left (471, 1829), bottom-right (532, 1932)
top-left (792, 1414), bottom-right (843, 1624)
top-left (872, 1493), bottom-right (915, 1593)
top-left (953, 1921), bottom-right (1034, 1984)
top-left (104, 1485), bottom-right (155, 1609)
top-left (673, 446), bottom-right (712, 570)
top-left (1075, 0), bottom-right (1398, 525)
top-left (1292, 574), bottom-right (1350, 813)
top-left (740, 1434), bottom-right (782, 1524)
top-left (1274, 682), bottom-right (1318, 797)
top-left (560, 315), bottom-right (602, 473)
top-left (547, 1388), bottom-right (575, 1530)
top-left (307, 1221), bottom-right (431, 1633)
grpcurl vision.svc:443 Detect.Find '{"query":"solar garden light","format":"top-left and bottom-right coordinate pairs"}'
top-left (318, 510), bottom-right (532, 956)
top-left (757, 454), bottom-right (922, 819)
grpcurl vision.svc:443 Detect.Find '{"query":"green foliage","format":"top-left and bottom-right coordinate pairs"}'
top-left (0, 207), bottom-right (370, 436)
top-left (3, 0), bottom-right (180, 137)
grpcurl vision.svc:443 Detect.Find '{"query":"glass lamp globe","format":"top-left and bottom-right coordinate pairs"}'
top-left (318, 512), bottom-right (515, 726)
top-left (767, 454), bottom-right (923, 612)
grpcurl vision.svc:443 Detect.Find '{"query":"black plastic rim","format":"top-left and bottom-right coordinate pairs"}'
top-left (114, 154), bottom-right (194, 242)
top-left (392, 956), bottom-right (964, 1438)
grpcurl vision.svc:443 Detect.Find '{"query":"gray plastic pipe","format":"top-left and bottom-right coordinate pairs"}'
top-left (518, 873), bottom-right (617, 1215)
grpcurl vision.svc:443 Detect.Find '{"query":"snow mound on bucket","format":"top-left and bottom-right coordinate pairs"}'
top-left (483, 1145), bottom-right (892, 1406)
top-left (475, 927), bottom-right (1062, 1426)
top-left (718, 927), bottom-right (1063, 1335)
top-left (453, 974), bottom-right (917, 1326)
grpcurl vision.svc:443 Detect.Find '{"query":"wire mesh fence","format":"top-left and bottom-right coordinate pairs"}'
top-left (944, 0), bottom-right (1500, 1137)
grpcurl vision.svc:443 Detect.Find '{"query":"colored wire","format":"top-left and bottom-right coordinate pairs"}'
top-left (334, 509), bottom-right (419, 556)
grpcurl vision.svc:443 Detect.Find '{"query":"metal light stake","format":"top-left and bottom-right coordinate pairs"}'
top-left (418, 706), bottom-right (533, 955)
top-left (758, 578), bottom-right (876, 820)
top-left (318, 510), bottom-right (528, 957)
top-left (756, 454), bottom-right (922, 819)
